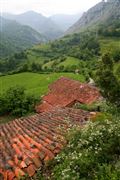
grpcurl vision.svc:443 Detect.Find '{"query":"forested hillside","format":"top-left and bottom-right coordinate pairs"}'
top-left (0, 17), bottom-right (46, 57)
top-left (0, 24), bottom-right (120, 77)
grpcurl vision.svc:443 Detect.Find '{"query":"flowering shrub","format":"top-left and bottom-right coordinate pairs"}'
top-left (51, 117), bottom-right (120, 179)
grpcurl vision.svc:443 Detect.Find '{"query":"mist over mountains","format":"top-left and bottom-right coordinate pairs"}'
top-left (1, 0), bottom-right (120, 57)
top-left (3, 11), bottom-right (63, 40)
top-left (2, 11), bottom-right (82, 40)
top-left (0, 17), bottom-right (47, 57)
top-left (50, 13), bottom-right (82, 31)
top-left (0, 11), bottom-right (82, 57)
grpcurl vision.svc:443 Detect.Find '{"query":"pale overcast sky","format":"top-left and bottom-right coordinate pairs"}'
top-left (1, 0), bottom-right (101, 16)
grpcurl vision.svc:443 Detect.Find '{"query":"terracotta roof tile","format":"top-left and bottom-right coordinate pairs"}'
top-left (0, 107), bottom-right (90, 179)
top-left (36, 77), bottom-right (101, 113)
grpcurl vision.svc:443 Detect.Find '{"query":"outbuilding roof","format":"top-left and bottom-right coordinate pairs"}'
top-left (36, 77), bottom-right (101, 113)
top-left (0, 107), bottom-right (90, 180)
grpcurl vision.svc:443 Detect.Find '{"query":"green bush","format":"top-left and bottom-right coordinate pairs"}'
top-left (112, 49), bottom-right (120, 62)
top-left (115, 63), bottom-right (120, 78)
top-left (75, 102), bottom-right (102, 112)
top-left (75, 101), bottom-right (120, 117)
top-left (96, 53), bottom-right (120, 107)
top-left (0, 86), bottom-right (38, 117)
top-left (0, 96), bottom-right (7, 115)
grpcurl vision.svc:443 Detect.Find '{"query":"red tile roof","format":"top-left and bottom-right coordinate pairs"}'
top-left (0, 107), bottom-right (90, 180)
top-left (36, 77), bottom-right (101, 113)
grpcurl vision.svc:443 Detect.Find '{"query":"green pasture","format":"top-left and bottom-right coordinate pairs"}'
top-left (99, 37), bottom-right (120, 54)
top-left (43, 56), bottom-right (81, 69)
top-left (0, 72), bottom-right (85, 98)
top-left (57, 57), bottom-right (80, 67)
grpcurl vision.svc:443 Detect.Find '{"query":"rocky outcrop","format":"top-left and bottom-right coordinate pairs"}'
top-left (66, 0), bottom-right (120, 34)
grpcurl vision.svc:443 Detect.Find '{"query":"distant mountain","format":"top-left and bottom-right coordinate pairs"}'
top-left (0, 17), bottom-right (46, 57)
top-left (3, 11), bottom-right (63, 40)
top-left (50, 13), bottom-right (82, 31)
top-left (67, 0), bottom-right (120, 34)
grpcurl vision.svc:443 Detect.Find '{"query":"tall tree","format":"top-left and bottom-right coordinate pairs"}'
top-left (96, 53), bottom-right (120, 107)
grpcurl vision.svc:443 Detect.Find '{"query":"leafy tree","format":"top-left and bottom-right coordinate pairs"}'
top-left (0, 86), bottom-right (38, 116)
top-left (14, 51), bottom-right (27, 59)
top-left (82, 37), bottom-right (100, 55)
top-left (111, 49), bottom-right (120, 62)
top-left (20, 63), bottom-right (29, 72)
top-left (96, 53), bottom-right (120, 107)
top-left (115, 63), bottom-right (120, 78)
top-left (31, 63), bottom-right (42, 72)
top-left (0, 96), bottom-right (7, 115)
top-left (58, 65), bottom-right (65, 72)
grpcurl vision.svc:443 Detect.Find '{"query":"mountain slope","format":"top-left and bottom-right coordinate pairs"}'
top-left (50, 13), bottom-right (82, 31)
top-left (67, 0), bottom-right (120, 34)
top-left (3, 11), bottom-right (63, 40)
top-left (0, 17), bottom-right (46, 57)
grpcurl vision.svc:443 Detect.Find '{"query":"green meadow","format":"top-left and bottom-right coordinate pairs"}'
top-left (42, 56), bottom-right (80, 69)
top-left (99, 37), bottom-right (120, 54)
top-left (0, 72), bottom-right (85, 98)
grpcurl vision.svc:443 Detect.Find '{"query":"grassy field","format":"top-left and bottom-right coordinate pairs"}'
top-left (42, 56), bottom-right (81, 69)
top-left (57, 57), bottom-right (80, 67)
top-left (0, 72), bottom-right (85, 98)
top-left (99, 37), bottom-right (120, 54)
